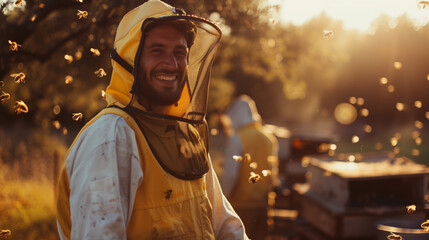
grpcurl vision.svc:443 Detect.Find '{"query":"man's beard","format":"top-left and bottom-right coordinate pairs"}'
top-left (138, 69), bottom-right (186, 106)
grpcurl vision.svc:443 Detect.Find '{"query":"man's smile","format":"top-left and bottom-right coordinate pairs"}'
top-left (152, 72), bottom-right (179, 88)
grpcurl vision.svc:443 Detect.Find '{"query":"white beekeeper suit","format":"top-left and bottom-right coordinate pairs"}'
top-left (56, 0), bottom-right (248, 239)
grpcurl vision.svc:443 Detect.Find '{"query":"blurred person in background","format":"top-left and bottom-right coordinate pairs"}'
top-left (56, 0), bottom-right (248, 239)
top-left (220, 95), bottom-right (279, 240)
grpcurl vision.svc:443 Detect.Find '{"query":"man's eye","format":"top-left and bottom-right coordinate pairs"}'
top-left (175, 51), bottom-right (187, 57)
top-left (150, 48), bottom-right (162, 54)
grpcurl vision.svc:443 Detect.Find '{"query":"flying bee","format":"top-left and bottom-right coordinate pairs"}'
top-left (14, 0), bottom-right (23, 6)
top-left (421, 220), bottom-right (429, 231)
top-left (244, 153), bottom-right (251, 163)
top-left (14, 100), bottom-right (29, 114)
top-left (233, 155), bottom-right (242, 162)
top-left (64, 54), bottom-right (74, 64)
top-left (52, 120), bottom-right (61, 130)
top-left (65, 75), bottom-right (73, 84)
top-left (77, 10), bottom-right (88, 19)
top-left (249, 162), bottom-right (257, 169)
top-left (0, 91), bottom-right (10, 104)
top-left (0, 230), bottom-right (11, 238)
top-left (94, 68), bottom-right (107, 77)
top-left (72, 112), bottom-right (83, 121)
top-left (323, 30), bottom-right (334, 40)
top-left (406, 204), bottom-right (416, 213)
top-left (418, 1), bottom-right (429, 9)
top-left (164, 189), bottom-right (173, 200)
top-left (10, 72), bottom-right (25, 84)
top-left (262, 170), bottom-right (271, 177)
top-left (387, 232), bottom-right (402, 240)
top-left (8, 40), bottom-right (21, 51)
top-left (90, 48), bottom-right (101, 56)
top-left (248, 172), bottom-right (261, 183)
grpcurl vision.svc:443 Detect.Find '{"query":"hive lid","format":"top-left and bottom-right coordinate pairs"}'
top-left (306, 152), bottom-right (429, 179)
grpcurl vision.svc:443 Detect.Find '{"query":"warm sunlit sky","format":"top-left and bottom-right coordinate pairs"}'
top-left (276, 0), bottom-right (429, 32)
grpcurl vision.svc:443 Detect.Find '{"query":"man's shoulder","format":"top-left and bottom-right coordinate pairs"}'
top-left (90, 113), bottom-right (128, 128)
top-left (79, 113), bottom-right (134, 141)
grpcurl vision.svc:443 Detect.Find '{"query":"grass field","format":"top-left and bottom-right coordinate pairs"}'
top-left (0, 127), bottom-right (67, 240)
top-left (0, 163), bottom-right (59, 240)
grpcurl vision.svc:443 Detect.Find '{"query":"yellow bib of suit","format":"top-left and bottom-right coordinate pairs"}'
top-left (57, 108), bottom-right (215, 239)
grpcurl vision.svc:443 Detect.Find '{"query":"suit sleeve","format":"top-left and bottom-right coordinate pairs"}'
top-left (65, 114), bottom-right (143, 239)
top-left (206, 154), bottom-right (249, 240)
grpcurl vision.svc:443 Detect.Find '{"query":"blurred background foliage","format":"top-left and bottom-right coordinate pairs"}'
top-left (2, 0), bottom-right (429, 238)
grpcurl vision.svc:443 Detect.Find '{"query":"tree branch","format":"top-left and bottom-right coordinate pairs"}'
top-left (18, 25), bottom-right (90, 62)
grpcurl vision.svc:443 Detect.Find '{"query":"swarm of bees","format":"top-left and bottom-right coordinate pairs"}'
top-left (232, 153), bottom-right (272, 184)
top-left (3, 1), bottom-right (108, 133)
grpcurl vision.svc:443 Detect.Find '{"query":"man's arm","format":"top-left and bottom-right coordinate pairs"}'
top-left (63, 114), bottom-right (142, 239)
top-left (206, 153), bottom-right (249, 240)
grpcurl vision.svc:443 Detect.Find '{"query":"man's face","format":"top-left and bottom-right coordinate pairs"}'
top-left (138, 24), bottom-right (189, 106)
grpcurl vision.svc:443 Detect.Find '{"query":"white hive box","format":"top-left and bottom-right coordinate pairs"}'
top-left (293, 152), bottom-right (429, 239)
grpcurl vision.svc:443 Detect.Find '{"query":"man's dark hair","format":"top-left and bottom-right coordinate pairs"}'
top-left (143, 19), bottom-right (197, 48)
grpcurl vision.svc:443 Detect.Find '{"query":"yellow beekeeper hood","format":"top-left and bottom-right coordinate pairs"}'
top-left (106, 0), bottom-right (222, 122)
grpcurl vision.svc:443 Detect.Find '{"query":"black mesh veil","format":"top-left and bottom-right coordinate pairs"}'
top-left (131, 14), bottom-right (222, 124)
top-left (109, 8), bottom-right (222, 180)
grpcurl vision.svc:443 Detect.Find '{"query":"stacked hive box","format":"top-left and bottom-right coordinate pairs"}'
top-left (293, 152), bottom-right (429, 239)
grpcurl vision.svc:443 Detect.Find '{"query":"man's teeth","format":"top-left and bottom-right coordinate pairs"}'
top-left (155, 75), bottom-right (176, 81)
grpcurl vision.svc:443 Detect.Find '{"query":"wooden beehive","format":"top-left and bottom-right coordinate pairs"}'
top-left (294, 152), bottom-right (429, 239)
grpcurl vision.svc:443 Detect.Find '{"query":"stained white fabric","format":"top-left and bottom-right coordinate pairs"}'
top-left (58, 114), bottom-right (248, 239)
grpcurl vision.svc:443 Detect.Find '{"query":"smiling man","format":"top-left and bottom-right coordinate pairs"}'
top-left (56, 0), bottom-right (248, 239)
top-left (137, 23), bottom-right (189, 113)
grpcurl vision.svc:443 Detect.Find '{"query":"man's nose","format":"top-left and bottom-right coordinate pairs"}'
top-left (161, 53), bottom-right (178, 69)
